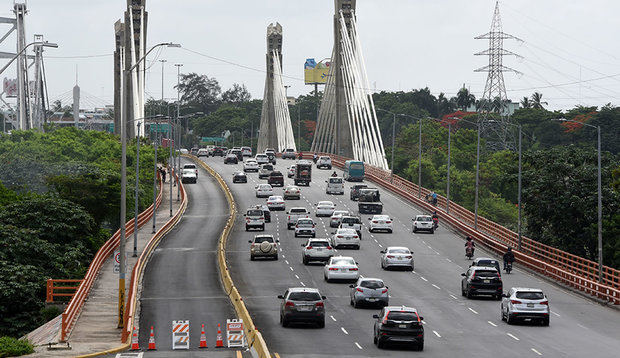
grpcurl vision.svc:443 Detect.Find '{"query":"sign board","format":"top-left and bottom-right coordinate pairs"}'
top-left (113, 250), bottom-right (120, 274)
top-left (226, 319), bottom-right (246, 348)
top-left (304, 58), bottom-right (330, 85)
top-left (149, 123), bottom-right (170, 133)
top-left (171, 320), bottom-right (190, 350)
top-left (201, 136), bottom-right (224, 143)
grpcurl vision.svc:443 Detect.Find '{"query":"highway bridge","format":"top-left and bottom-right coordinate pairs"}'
top-left (176, 155), bottom-right (620, 357)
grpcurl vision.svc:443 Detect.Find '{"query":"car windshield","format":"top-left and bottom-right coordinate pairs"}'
top-left (290, 208), bottom-right (308, 213)
top-left (254, 236), bottom-right (274, 243)
top-left (331, 258), bottom-right (355, 266)
top-left (387, 312), bottom-right (417, 321)
top-left (417, 216), bottom-right (432, 222)
top-left (184, 164), bottom-right (196, 169)
top-left (247, 210), bottom-right (263, 216)
top-left (288, 292), bottom-right (321, 301)
top-left (309, 241), bottom-right (329, 247)
top-left (474, 270), bottom-right (498, 277)
top-left (360, 280), bottom-right (384, 289)
top-left (388, 248), bottom-right (409, 254)
top-left (516, 291), bottom-right (545, 300)
top-left (329, 178), bottom-right (343, 183)
top-left (341, 217), bottom-right (360, 224)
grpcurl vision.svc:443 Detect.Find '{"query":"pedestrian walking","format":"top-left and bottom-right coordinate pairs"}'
top-left (160, 167), bottom-right (166, 183)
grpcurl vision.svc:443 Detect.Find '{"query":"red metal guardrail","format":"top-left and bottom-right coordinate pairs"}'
top-left (60, 173), bottom-right (165, 342)
top-left (46, 279), bottom-right (83, 303)
top-left (303, 152), bottom-right (619, 304)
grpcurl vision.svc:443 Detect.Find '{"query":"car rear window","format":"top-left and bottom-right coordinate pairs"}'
top-left (297, 219), bottom-right (313, 226)
top-left (270, 171), bottom-right (283, 177)
top-left (417, 216), bottom-right (432, 222)
top-left (387, 312), bottom-right (417, 321)
top-left (262, 165), bottom-right (273, 170)
top-left (360, 280), bottom-right (384, 289)
top-left (254, 236), bottom-right (274, 243)
top-left (290, 208), bottom-right (308, 213)
top-left (309, 241), bottom-right (329, 247)
top-left (184, 164), bottom-right (196, 169)
top-left (247, 210), bottom-right (263, 216)
top-left (516, 292), bottom-right (544, 300)
top-left (331, 258), bottom-right (355, 265)
top-left (288, 292), bottom-right (321, 301)
top-left (329, 178), bottom-right (343, 183)
top-left (388, 248), bottom-right (409, 254)
top-left (341, 217), bottom-right (360, 224)
top-left (478, 260), bottom-right (498, 266)
top-left (474, 270), bottom-right (498, 277)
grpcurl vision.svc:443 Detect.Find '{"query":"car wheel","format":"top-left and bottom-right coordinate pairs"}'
top-left (281, 316), bottom-right (288, 328)
top-left (506, 313), bottom-right (513, 325)
top-left (377, 339), bottom-right (385, 349)
top-left (461, 287), bottom-right (466, 296)
top-left (350, 297), bottom-right (354, 306)
top-left (542, 318), bottom-right (550, 326)
top-left (495, 294), bottom-right (502, 301)
top-left (273, 254), bottom-right (278, 260)
top-left (466, 288), bottom-right (473, 299)
top-left (250, 255), bottom-right (255, 261)
top-left (413, 227), bottom-right (417, 233)
top-left (417, 341), bottom-right (424, 351)
top-left (261, 225), bottom-right (265, 231)
top-left (369, 228), bottom-right (374, 233)
top-left (410, 264), bottom-right (414, 271)
top-left (294, 233), bottom-right (298, 238)
top-left (324, 275), bottom-right (329, 282)
top-left (388, 229), bottom-right (393, 233)
top-left (353, 299), bottom-right (359, 308)
top-left (355, 245), bottom-right (360, 250)
top-left (430, 229), bottom-right (435, 234)
top-left (245, 225), bottom-right (249, 231)
top-left (317, 319), bottom-right (325, 328)
top-left (312, 233), bottom-right (316, 238)
top-left (501, 308), bottom-right (506, 321)
top-left (303, 256), bottom-right (309, 265)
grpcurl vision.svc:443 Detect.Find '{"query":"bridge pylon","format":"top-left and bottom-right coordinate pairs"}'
top-left (257, 23), bottom-right (296, 154)
top-left (311, 0), bottom-right (388, 169)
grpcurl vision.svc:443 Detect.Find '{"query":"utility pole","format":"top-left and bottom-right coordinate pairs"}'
top-left (133, 123), bottom-right (141, 257)
top-left (152, 130), bottom-right (158, 234)
top-left (391, 113), bottom-right (396, 183)
top-left (446, 123), bottom-right (451, 214)
top-left (517, 124), bottom-right (522, 250)
top-left (159, 59), bottom-right (166, 115)
top-left (418, 118), bottom-right (422, 198)
top-left (474, 122), bottom-right (481, 230)
top-left (175, 63), bottom-right (182, 202)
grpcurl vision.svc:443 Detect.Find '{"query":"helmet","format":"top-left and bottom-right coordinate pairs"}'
top-left (507, 247), bottom-right (512, 251)
top-left (466, 236), bottom-right (472, 241)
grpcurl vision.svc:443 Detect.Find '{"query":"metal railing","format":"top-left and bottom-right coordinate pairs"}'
top-left (46, 279), bottom-right (83, 303)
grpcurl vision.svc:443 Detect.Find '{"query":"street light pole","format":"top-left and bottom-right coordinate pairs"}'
top-left (133, 122), bottom-right (141, 257)
top-left (517, 124), bottom-right (522, 250)
top-left (168, 115), bottom-right (173, 216)
top-left (175, 64), bottom-right (183, 202)
top-left (391, 112), bottom-right (396, 183)
top-left (152, 131), bottom-right (158, 234)
top-left (418, 117), bottom-right (422, 199)
top-left (446, 123), bottom-right (451, 214)
top-left (474, 121), bottom-right (480, 230)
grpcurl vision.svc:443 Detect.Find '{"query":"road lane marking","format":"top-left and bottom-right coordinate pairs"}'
top-left (446, 258), bottom-right (452, 262)
top-left (285, 260), bottom-right (289, 264)
top-left (420, 276), bottom-right (428, 281)
top-left (294, 274), bottom-right (300, 279)
top-left (274, 354), bottom-right (281, 358)
top-left (432, 284), bottom-right (441, 290)
top-left (330, 315), bottom-right (337, 321)
top-left (487, 321), bottom-right (497, 327)
top-left (433, 330), bottom-right (441, 338)
top-left (551, 311), bottom-right (560, 317)
top-left (468, 307), bottom-right (478, 314)
top-left (531, 348), bottom-right (542, 356)
top-left (341, 327), bottom-right (348, 335)
top-left (289, 267), bottom-right (294, 271)
top-left (236, 351), bottom-right (242, 358)
top-left (507, 333), bottom-right (519, 341)
top-left (355, 342), bottom-right (363, 350)
top-left (300, 282), bottom-right (305, 286)
top-left (449, 294), bottom-right (458, 300)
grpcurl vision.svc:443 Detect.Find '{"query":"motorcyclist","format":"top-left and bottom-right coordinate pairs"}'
top-left (298, 152), bottom-right (303, 160)
top-left (465, 236), bottom-right (475, 257)
top-left (331, 171), bottom-right (338, 177)
top-left (431, 211), bottom-right (439, 229)
top-left (503, 247), bottom-right (515, 271)
top-left (313, 152), bottom-right (318, 163)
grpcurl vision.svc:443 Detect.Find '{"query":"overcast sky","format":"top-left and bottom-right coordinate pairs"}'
top-left (1, 0), bottom-right (619, 111)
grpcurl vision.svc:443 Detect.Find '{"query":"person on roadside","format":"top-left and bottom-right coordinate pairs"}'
top-left (160, 167), bottom-right (166, 183)
top-left (431, 191), bottom-right (438, 206)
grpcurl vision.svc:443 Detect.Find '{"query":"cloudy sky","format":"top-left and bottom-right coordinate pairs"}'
top-left (1, 0), bottom-right (619, 111)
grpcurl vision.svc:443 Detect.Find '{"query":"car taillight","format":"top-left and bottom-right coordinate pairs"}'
top-left (327, 246), bottom-right (333, 250)
top-left (306, 246), bottom-right (312, 250)
top-left (315, 302), bottom-right (324, 307)
top-left (497, 272), bottom-right (501, 279)
top-left (285, 301), bottom-right (295, 307)
top-left (387, 255), bottom-right (395, 258)
top-left (382, 289), bottom-right (388, 294)
top-left (540, 301), bottom-right (548, 305)
top-left (328, 267), bottom-right (338, 271)
top-left (386, 221), bottom-right (392, 224)
top-left (349, 268), bottom-right (358, 271)
top-left (337, 235), bottom-right (343, 238)
top-left (372, 220), bottom-right (378, 223)
top-left (353, 235), bottom-right (358, 239)
top-left (287, 216), bottom-right (290, 220)
top-left (405, 255), bottom-right (412, 259)
top-left (356, 288), bottom-right (364, 293)
top-left (312, 224), bottom-right (315, 228)
top-left (295, 225), bottom-right (299, 228)
top-left (246, 218), bottom-right (250, 222)
top-left (510, 300), bottom-right (522, 304)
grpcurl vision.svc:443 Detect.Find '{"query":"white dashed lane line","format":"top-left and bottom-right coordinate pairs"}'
top-left (551, 311), bottom-right (560, 317)
top-left (468, 307), bottom-right (479, 314)
top-left (289, 267), bottom-right (294, 271)
top-left (531, 348), bottom-right (542, 356)
top-left (506, 333), bottom-right (519, 341)
top-left (354, 342), bottom-right (363, 350)
top-left (420, 276), bottom-right (428, 282)
top-left (285, 260), bottom-right (289, 264)
top-left (300, 282), bottom-right (305, 287)
top-left (330, 315), bottom-right (337, 322)
top-left (487, 321), bottom-right (497, 327)
top-left (294, 274), bottom-right (299, 279)
top-left (431, 284), bottom-right (441, 290)
top-left (449, 294), bottom-right (458, 300)
top-left (341, 327), bottom-right (349, 335)
top-left (433, 330), bottom-right (441, 338)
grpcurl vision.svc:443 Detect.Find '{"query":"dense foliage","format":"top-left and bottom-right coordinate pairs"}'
top-left (0, 336), bottom-right (34, 357)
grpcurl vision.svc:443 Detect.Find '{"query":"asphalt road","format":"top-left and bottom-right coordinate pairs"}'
top-left (200, 155), bottom-right (620, 358)
top-left (137, 157), bottom-right (246, 356)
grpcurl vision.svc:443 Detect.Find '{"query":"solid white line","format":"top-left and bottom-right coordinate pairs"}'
top-left (433, 330), bottom-right (441, 338)
top-left (354, 342), bottom-right (363, 350)
top-left (341, 327), bottom-right (349, 335)
top-left (487, 321), bottom-right (497, 327)
top-left (330, 315), bottom-right (337, 322)
top-left (432, 284), bottom-right (441, 290)
top-left (468, 307), bottom-right (478, 314)
top-left (420, 276), bottom-right (428, 282)
top-left (449, 294), bottom-right (458, 300)
top-left (531, 348), bottom-right (542, 356)
top-left (507, 333), bottom-right (519, 341)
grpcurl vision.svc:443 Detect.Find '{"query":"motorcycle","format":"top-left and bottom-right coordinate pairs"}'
top-left (432, 217), bottom-right (439, 230)
top-left (504, 261), bottom-right (513, 274)
top-left (465, 246), bottom-right (474, 260)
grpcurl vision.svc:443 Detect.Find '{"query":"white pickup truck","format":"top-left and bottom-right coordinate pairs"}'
top-left (287, 207), bottom-right (310, 229)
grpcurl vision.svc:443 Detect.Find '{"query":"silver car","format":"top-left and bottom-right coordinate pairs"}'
top-left (249, 234), bottom-right (279, 260)
top-left (501, 287), bottom-right (550, 326)
top-left (329, 210), bottom-right (350, 228)
top-left (295, 218), bottom-right (316, 238)
top-left (324, 256), bottom-right (359, 282)
top-left (278, 287), bottom-right (326, 328)
top-left (349, 278), bottom-right (388, 308)
top-left (331, 228), bottom-right (360, 250)
top-left (283, 185), bottom-right (301, 200)
top-left (380, 246), bottom-right (414, 270)
top-left (301, 238), bottom-right (334, 264)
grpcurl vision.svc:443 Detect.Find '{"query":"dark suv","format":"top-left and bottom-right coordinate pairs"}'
top-left (349, 184), bottom-right (368, 201)
top-left (461, 266), bottom-right (503, 300)
top-left (231, 149), bottom-right (243, 161)
top-left (470, 257), bottom-right (502, 276)
top-left (278, 287), bottom-right (326, 328)
top-left (373, 306), bottom-right (424, 350)
top-left (267, 171), bottom-right (284, 187)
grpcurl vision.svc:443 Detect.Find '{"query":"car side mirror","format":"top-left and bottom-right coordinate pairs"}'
top-left (418, 316), bottom-right (424, 321)
top-left (331, 232), bottom-right (335, 235)
top-left (349, 284), bottom-right (354, 288)
top-left (325, 181), bottom-right (328, 183)
top-left (321, 296), bottom-right (327, 300)
top-left (501, 293), bottom-right (507, 298)
top-left (372, 314), bottom-right (379, 319)
top-left (461, 273), bottom-right (466, 277)
top-left (243, 214), bottom-right (246, 217)
top-left (276, 240), bottom-right (280, 243)
top-left (367, 217), bottom-right (371, 220)
top-left (277, 295), bottom-right (284, 299)
top-left (385, 286), bottom-right (389, 289)
top-left (355, 262), bottom-right (359, 265)
top-left (380, 250), bottom-right (385, 253)
top-left (301, 244), bottom-right (305, 247)
top-left (248, 240), bottom-right (252, 243)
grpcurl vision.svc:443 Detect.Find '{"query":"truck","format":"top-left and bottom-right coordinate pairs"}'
top-left (358, 188), bottom-right (383, 214)
top-left (294, 160), bottom-right (312, 186)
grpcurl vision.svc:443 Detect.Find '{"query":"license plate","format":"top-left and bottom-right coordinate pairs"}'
top-left (346, 237), bottom-right (351, 240)
top-left (484, 280), bottom-right (490, 283)
top-left (398, 324), bottom-right (407, 328)
top-left (527, 303), bottom-right (534, 308)
top-left (316, 248), bottom-right (323, 251)
top-left (368, 298), bottom-right (377, 302)
top-left (298, 306), bottom-right (312, 312)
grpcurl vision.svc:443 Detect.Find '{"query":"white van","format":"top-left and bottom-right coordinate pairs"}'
top-left (326, 177), bottom-right (344, 195)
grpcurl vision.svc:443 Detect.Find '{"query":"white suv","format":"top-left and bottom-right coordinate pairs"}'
top-left (294, 218), bottom-right (316, 238)
top-left (243, 159), bottom-right (259, 172)
top-left (255, 154), bottom-right (269, 165)
top-left (287, 207), bottom-right (310, 229)
top-left (316, 156), bottom-right (332, 169)
top-left (501, 287), bottom-right (550, 326)
top-left (412, 215), bottom-right (434, 234)
top-left (326, 177), bottom-right (344, 195)
top-left (302, 238), bottom-right (334, 264)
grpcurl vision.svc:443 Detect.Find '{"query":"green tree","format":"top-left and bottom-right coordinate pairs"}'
top-left (530, 92), bottom-right (547, 109)
top-left (456, 87), bottom-right (476, 110)
top-left (175, 73), bottom-right (221, 114)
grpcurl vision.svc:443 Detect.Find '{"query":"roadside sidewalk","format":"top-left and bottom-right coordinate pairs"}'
top-left (29, 180), bottom-right (182, 357)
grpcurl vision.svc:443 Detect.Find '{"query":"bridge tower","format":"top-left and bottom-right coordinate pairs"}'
top-left (257, 23), bottom-right (296, 153)
top-left (311, 0), bottom-right (388, 169)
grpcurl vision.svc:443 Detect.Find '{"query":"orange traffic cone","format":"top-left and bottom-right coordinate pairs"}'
top-left (130, 326), bottom-right (139, 350)
top-left (199, 323), bottom-right (208, 348)
top-left (148, 326), bottom-right (156, 350)
top-left (215, 323), bottom-right (224, 348)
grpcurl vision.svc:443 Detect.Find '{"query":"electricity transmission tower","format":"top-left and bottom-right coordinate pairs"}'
top-left (475, 1), bottom-right (521, 150)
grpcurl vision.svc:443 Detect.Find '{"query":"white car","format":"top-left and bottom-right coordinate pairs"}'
top-left (287, 165), bottom-right (296, 178)
top-left (255, 184), bottom-right (274, 198)
top-left (330, 210), bottom-right (350, 228)
top-left (315, 201), bottom-right (336, 217)
top-left (243, 159), bottom-right (260, 172)
top-left (316, 156), bottom-right (332, 169)
top-left (324, 256), bottom-right (359, 282)
top-left (283, 185), bottom-right (301, 200)
top-left (326, 177), bottom-right (344, 195)
top-left (380, 247), bottom-right (414, 270)
top-left (266, 195), bottom-right (285, 211)
top-left (287, 207), bottom-right (310, 229)
top-left (241, 146), bottom-right (252, 157)
top-left (368, 215), bottom-right (393, 233)
top-left (197, 148), bottom-right (208, 157)
top-left (183, 163), bottom-right (198, 177)
top-left (179, 148), bottom-right (189, 154)
top-left (181, 169), bottom-right (197, 184)
top-left (501, 288), bottom-right (550, 326)
top-left (302, 238), bottom-right (334, 264)
top-left (294, 218), bottom-right (316, 238)
top-left (331, 228), bottom-right (360, 250)
top-left (412, 215), bottom-right (434, 234)
top-left (255, 154), bottom-right (269, 165)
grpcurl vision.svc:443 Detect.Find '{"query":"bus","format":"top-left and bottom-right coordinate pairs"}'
top-left (343, 160), bottom-right (365, 182)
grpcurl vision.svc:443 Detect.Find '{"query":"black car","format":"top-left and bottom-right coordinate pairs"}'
top-left (350, 184), bottom-right (368, 201)
top-left (461, 266), bottom-right (503, 300)
top-left (470, 257), bottom-right (502, 276)
top-left (224, 154), bottom-right (238, 164)
top-left (267, 171), bottom-right (284, 187)
top-left (231, 149), bottom-right (243, 161)
top-left (373, 306), bottom-right (424, 350)
top-left (265, 152), bottom-right (276, 164)
top-left (232, 171), bottom-right (247, 183)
